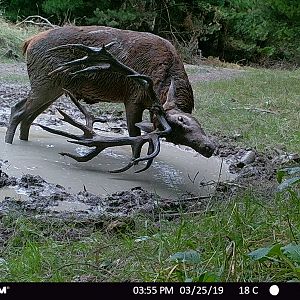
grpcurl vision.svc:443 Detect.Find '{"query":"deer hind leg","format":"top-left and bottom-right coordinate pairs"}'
top-left (19, 100), bottom-right (56, 141)
top-left (5, 97), bottom-right (28, 143)
top-left (5, 89), bottom-right (62, 144)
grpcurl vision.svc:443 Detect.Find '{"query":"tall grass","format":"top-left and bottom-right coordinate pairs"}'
top-left (0, 187), bottom-right (299, 282)
top-left (0, 17), bottom-right (39, 60)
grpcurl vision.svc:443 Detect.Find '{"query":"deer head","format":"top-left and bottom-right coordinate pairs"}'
top-left (163, 80), bottom-right (216, 157)
top-left (140, 79), bottom-right (216, 158)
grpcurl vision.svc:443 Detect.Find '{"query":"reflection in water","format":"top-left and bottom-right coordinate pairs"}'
top-left (152, 161), bottom-right (184, 188)
top-left (0, 126), bottom-right (235, 199)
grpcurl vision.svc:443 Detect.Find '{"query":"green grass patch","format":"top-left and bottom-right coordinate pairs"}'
top-left (193, 67), bottom-right (300, 153)
top-left (0, 17), bottom-right (39, 61)
top-left (0, 71), bottom-right (29, 83)
top-left (0, 186), bottom-right (299, 282)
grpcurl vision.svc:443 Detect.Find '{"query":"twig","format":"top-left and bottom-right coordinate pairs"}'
top-left (16, 15), bottom-right (59, 28)
top-left (217, 158), bottom-right (224, 184)
top-left (230, 106), bottom-right (278, 115)
top-left (161, 210), bottom-right (204, 218)
top-left (221, 182), bottom-right (246, 189)
top-left (226, 240), bottom-right (236, 282)
top-left (162, 0), bottom-right (177, 43)
top-left (179, 195), bottom-right (212, 201)
top-left (187, 171), bottom-right (199, 184)
top-left (245, 107), bottom-right (278, 114)
top-left (213, 158), bottom-right (224, 196)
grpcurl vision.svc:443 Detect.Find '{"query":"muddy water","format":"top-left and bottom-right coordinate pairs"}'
top-left (0, 125), bottom-right (234, 199)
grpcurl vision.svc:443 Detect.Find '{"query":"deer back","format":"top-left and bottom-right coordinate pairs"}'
top-left (23, 26), bottom-right (194, 112)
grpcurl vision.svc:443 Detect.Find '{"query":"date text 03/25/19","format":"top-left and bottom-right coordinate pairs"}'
top-left (132, 285), bottom-right (224, 295)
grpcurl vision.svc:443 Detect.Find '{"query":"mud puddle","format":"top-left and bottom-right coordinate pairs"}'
top-left (0, 89), bottom-right (236, 224)
top-left (0, 99), bottom-right (285, 224)
top-left (0, 64), bottom-right (294, 226)
top-left (0, 125), bottom-right (234, 199)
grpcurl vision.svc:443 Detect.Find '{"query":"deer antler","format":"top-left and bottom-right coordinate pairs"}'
top-left (48, 42), bottom-right (147, 84)
top-left (48, 42), bottom-right (171, 130)
top-left (37, 90), bottom-right (168, 173)
top-left (41, 43), bottom-right (172, 172)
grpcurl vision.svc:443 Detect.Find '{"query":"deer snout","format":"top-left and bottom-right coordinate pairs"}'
top-left (202, 142), bottom-right (216, 158)
top-left (193, 136), bottom-right (217, 158)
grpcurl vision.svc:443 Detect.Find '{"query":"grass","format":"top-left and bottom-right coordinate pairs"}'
top-left (0, 17), bottom-right (39, 59)
top-left (0, 72), bottom-right (29, 84)
top-left (192, 67), bottom-right (300, 153)
top-left (0, 188), bottom-right (299, 282)
top-left (0, 17), bottom-right (299, 283)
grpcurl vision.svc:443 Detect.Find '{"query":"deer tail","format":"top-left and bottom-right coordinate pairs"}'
top-left (22, 38), bottom-right (32, 56)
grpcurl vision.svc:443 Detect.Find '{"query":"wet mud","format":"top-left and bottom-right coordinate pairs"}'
top-left (0, 171), bottom-right (212, 226)
top-left (0, 125), bottom-right (234, 198)
top-left (0, 119), bottom-right (234, 223)
top-left (0, 63), bottom-right (298, 225)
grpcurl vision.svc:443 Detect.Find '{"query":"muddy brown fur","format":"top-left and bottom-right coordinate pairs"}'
top-left (5, 26), bottom-right (216, 159)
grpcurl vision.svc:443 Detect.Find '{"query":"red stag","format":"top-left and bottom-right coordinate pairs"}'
top-left (5, 26), bottom-right (216, 172)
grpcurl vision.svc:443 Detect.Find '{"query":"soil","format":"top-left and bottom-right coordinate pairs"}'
top-left (0, 62), bottom-right (298, 227)
top-left (185, 64), bottom-right (245, 83)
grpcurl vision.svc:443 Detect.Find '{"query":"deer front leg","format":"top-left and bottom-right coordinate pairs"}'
top-left (124, 102), bottom-right (144, 161)
top-left (125, 102), bottom-right (144, 137)
top-left (19, 99), bottom-right (57, 141)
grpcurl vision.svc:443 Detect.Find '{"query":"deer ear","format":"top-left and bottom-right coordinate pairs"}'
top-left (163, 78), bottom-right (176, 111)
top-left (135, 121), bottom-right (155, 133)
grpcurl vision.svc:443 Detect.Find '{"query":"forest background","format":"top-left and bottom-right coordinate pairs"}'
top-left (1, 0), bottom-right (300, 66)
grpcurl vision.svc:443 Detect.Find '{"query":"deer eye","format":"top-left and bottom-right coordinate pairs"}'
top-left (178, 116), bottom-right (184, 122)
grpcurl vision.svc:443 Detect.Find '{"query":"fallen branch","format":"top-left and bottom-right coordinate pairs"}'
top-left (161, 210), bottom-right (204, 218)
top-left (179, 195), bottom-right (212, 201)
top-left (231, 106), bottom-right (278, 114)
top-left (16, 15), bottom-right (59, 29)
top-left (245, 107), bottom-right (278, 114)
